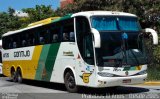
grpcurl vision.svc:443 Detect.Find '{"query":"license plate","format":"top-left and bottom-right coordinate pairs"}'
top-left (123, 79), bottom-right (131, 83)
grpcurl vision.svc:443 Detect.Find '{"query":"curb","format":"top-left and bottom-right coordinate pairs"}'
top-left (144, 82), bottom-right (160, 86)
top-left (135, 81), bottom-right (160, 86)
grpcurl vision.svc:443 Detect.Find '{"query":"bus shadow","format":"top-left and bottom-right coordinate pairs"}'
top-left (7, 79), bottom-right (67, 92)
top-left (7, 79), bottom-right (149, 95)
top-left (78, 86), bottom-right (149, 95)
top-left (22, 79), bottom-right (68, 92)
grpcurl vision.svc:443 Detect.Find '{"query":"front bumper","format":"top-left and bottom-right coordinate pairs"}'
top-left (94, 74), bottom-right (147, 88)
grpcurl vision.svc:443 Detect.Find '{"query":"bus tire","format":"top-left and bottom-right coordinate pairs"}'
top-left (11, 70), bottom-right (17, 82)
top-left (17, 69), bottom-right (22, 83)
top-left (64, 72), bottom-right (78, 93)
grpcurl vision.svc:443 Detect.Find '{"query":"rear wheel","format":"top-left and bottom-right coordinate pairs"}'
top-left (11, 70), bottom-right (17, 82)
top-left (17, 69), bottom-right (22, 83)
top-left (64, 72), bottom-right (78, 93)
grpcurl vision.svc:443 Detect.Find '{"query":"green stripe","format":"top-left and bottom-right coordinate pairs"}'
top-left (42, 43), bottom-right (60, 81)
top-left (52, 14), bottom-right (72, 23)
top-left (35, 45), bottom-right (51, 80)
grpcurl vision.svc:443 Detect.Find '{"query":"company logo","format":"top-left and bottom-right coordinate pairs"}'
top-left (113, 67), bottom-right (121, 71)
top-left (63, 51), bottom-right (74, 56)
top-left (80, 73), bottom-right (91, 83)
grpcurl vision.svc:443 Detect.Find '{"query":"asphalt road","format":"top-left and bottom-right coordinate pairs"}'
top-left (0, 76), bottom-right (160, 99)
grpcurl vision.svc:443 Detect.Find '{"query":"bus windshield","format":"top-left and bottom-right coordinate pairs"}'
top-left (91, 16), bottom-right (140, 31)
top-left (91, 16), bottom-right (147, 67)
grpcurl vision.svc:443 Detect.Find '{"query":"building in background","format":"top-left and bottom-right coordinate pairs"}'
top-left (60, 0), bottom-right (74, 8)
top-left (13, 10), bottom-right (28, 17)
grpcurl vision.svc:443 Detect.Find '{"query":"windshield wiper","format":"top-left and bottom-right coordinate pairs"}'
top-left (121, 32), bottom-right (128, 65)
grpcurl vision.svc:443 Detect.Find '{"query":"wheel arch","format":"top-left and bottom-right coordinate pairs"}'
top-left (16, 66), bottom-right (23, 77)
top-left (10, 66), bottom-right (16, 76)
top-left (63, 66), bottom-right (77, 84)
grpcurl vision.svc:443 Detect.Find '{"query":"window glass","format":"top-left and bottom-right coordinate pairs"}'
top-left (91, 16), bottom-right (140, 31)
top-left (50, 26), bottom-right (60, 43)
top-left (92, 17), bottom-right (118, 31)
top-left (76, 16), bottom-right (94, 65)
top-left (62, 19), bottom-right (75, 42)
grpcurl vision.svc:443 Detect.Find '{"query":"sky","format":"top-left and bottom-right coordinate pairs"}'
top-left (0, 0), bottom-right (60, 12)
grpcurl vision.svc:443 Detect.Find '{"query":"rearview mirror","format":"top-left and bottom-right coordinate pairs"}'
top-left (91, 28), bottom-right (101, 48)
top-left (143, 28), bottom-right (158, 45)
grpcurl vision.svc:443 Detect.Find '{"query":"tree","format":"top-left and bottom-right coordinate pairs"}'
top-left (0, 5), bottom-right (56, 38)
top-left (0, 9), bottom-right (21, 38)
top-left (22, 5), bottom-right (55, 23)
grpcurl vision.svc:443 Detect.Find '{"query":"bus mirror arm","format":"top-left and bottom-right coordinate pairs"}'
top-left (91, 28), bottom-right (101, 48)
top-left (143, 28), bottom-right (158, 45)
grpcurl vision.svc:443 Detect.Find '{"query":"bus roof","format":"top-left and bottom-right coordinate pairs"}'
top-left (2, 24), bottom-right (43, 37)
top-left (2, 11), bottom-right (137, 37)
top-left (2, 17), bottom-right (61, 37)
top-left (72, 11), bottom-right (137, 17)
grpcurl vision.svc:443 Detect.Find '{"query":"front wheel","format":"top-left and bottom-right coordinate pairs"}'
top-left (64, 72), bottom-right (78, 93)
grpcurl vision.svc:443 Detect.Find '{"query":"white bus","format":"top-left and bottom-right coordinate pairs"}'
top-left (2, 11), bottom-right (158, 92)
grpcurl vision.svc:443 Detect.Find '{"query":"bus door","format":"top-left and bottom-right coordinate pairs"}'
top-left (75, 16), bottom-right (95, 84)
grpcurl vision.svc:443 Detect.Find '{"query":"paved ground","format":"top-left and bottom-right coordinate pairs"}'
top-left (0, 77), bottom-right (160, 99)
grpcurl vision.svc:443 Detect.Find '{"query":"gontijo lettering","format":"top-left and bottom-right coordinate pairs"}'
top-left (14, 50), bottom-right (30, 57)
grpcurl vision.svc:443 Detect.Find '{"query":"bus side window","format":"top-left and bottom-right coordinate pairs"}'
top-left (39, 36), bottom-right (44, 44)
top-left (20, 33), bottom-right (27, 47)
top-left (62, 18), bottom-right (74, 42)
top-left (50, 25), bottom-right (61, 43)
top-left (8, 43), bottom-right (12, 49)
top-left (9, 38), bottom-right (13, 49)
top-left (22, 40), bottom-right (26, 47)
top-left (52, 34), bottom-right (58, 42)
top-left (38, 26), bottom-right (50, 45)
top-left (13, 42), bottom-right (17, 48)
top-left (12, 34), bottom-right (20, 48)
top-left (63, 33), bottom-right (69, 41)
top-left (70, 32), bottom-right (75, 41)
top-left (39, 31), bottom-right (46, 45)
top-left (27, 33), bottom-right (36, 46)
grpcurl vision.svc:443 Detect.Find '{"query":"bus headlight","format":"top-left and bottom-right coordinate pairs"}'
top-left (97, 72), bottom-right (114, 77)
top-left (138, 70), bottom-right (147, 75)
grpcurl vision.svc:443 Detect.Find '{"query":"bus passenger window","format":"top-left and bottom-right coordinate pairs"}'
top-left (13, 42), bottom-right (17, 48)
top-left (70, 32), bottom-right (75, 41)
top-left (39, 36), bottom-right (44, 44)
top-left (26, 34), bottom-right (32, 46)
top-left (38, 28), bottom-right (49, 44)
top-left (8, 38), bottom-right (13, 49)
top-left (28, 38), bottom-right (32, 46)
top-left (52, 34), bottom-right (58, 42)
top-left (8, 43), bottom-right (12, 49)
top-left (63, 33), bottom-right (69, 41)
top-left (22, 40), bottom-right (26, 47)
top-left (61, 18), bottom-right (74, 42)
